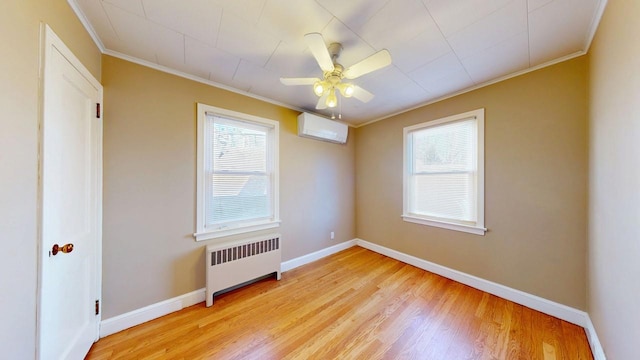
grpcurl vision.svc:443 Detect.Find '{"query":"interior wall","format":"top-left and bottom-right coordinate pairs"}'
top-left (0, 0), bottom-right (101, 357)
top-left (101, 55), bottom-right (355, 319)
top-left (355, 56), bottom-right (588, 309)
top-left (588, 0), bottom-right (640, 358)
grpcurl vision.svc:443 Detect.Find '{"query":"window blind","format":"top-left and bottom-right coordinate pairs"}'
top-left (205, 115), bottom-right (272, 228)
top-left (408, 118), bottom-right (478, 223)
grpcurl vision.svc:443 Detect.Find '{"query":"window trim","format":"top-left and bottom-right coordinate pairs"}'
top-left (402, 108), bottom-right (486, 235)
top-left (194, 103), bottom-right (280, 241)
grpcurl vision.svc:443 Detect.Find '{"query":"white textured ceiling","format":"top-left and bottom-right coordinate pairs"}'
top-left (71, 0), bottom-right (605, 125)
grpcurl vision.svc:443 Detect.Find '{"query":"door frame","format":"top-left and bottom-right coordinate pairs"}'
top-left (36, 23), bottom-right (103, 359)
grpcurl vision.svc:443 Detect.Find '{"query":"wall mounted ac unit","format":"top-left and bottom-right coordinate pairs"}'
top-left (297, 112), bottom-right (348, 144)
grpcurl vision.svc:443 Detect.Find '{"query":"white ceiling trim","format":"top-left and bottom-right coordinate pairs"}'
top-left (583, 0), bottom-right (608, 51)
top-left (355, 0), bottom-right (608, 128)
top-left (355, 50), bottom-right (586, 128)
top-left (67, 0), bottom-right (608, 128)
top-left (67, 0), bottom-right (106, 53)
top-left (102, 48), bottom-right (311, 118)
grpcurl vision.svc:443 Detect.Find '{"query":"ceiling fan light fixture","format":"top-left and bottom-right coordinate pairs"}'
top-left (337, 83), bottom-right (355, 98)
top-left (313, 81), bottom-right (326, 97)
top-left (326, 89), bottom-right (338, 108)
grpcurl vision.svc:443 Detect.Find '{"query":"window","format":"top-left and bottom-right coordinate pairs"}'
top-left (195, 103), bottom-right (279, 241)
top-left (402, 108), bottom-right (485, 235)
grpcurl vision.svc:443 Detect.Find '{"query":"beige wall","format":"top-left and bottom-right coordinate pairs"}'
top-left (355, 57), bottom-right (589, 309)
top-left (588, 0), bottom-right (640, 358)
top-left (101, 55), bottom-right (355, 318)
top-left (0, 0), bottom-right (101, 357)
top-left (4, 0), bottom-right (631, 356)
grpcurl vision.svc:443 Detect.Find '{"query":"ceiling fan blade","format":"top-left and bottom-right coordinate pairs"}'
top-left (280, 77), bottom-right (320, 86)
top-left (343, 49), bottom-right (392, 79)
top-left (315, 92), bottom-right (329, 109)
top-left (352, 86), bottom-right (375, 103)
top-left (304, 33), bottom-right (335, 73)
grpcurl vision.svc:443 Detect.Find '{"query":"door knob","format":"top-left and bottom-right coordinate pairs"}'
top-left (51, 243), bottom-right (74, 256)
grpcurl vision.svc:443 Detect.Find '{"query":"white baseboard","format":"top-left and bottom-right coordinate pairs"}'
top-left (100, 288), bottom-right (205, 338)
top-left (281, 239), bottom-right (357, 272)
top-left (98, 238), bottom-right (606, 360)
top-left (99, 239), bottom-right (358, 337)
top-left (356, 239), bottom-right (586, 324)
top-left (355, 238), bottom-right (606, 358)
top-left (584, 315), bottom-right (607, 360)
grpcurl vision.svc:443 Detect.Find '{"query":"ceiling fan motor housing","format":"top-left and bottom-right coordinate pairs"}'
top-left (328, 42), bottom-right (343, 62)
top-left (325, 64), bottom-right (344, 84)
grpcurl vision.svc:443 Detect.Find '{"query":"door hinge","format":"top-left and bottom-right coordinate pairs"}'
top-left (95, 300), bottom-right (100, 315)
top-left (96, 103), bottom-right (101, 119)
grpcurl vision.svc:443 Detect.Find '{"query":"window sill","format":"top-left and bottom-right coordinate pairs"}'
top-left (401, 215), bottom-right (486, 235)
top-left (194, 220), bottom-right (281, 241)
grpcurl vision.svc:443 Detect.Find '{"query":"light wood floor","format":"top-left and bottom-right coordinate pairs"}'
top-left (87, 247), bottom-right (593, 359)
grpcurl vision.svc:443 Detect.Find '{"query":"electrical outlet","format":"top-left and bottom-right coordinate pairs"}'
top-left (330, 231), bottom-right (335, 240)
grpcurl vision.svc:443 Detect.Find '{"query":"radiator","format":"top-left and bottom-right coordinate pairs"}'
top-left (205, 233), bottom-right (281, 307)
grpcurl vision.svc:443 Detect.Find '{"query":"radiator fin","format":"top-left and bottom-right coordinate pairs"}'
top-left (210, 237), bottom-right (280, 266)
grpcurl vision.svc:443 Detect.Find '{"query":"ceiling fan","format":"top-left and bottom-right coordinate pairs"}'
top-left (280, 33), bottom-right (392, 110)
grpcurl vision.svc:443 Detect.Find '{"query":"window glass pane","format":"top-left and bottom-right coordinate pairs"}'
top-left (205, 115), bottom-right (272, 227)
top-left (212, 119), bottom-right (267, 173)
top-left (412, 119), bottom-right (476, 173)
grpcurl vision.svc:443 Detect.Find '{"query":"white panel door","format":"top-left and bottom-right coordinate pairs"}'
top-left (38, 25), bottom-right (102, 360)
